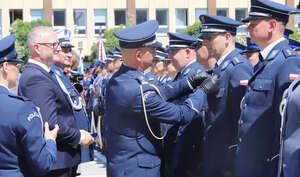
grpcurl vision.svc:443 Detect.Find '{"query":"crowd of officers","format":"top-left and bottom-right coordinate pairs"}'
top-left (3, 0), bottom-right (300, 177)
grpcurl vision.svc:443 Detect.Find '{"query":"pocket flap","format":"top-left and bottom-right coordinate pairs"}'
top-left (253, 79), bottom-right (273, 91)
top-left (137, 153), bottom-right (161, 168)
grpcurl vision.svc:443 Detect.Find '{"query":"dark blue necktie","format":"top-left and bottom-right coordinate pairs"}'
top-left (254, 53), bottom-right (264, 72)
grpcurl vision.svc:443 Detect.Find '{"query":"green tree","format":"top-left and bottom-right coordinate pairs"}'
top-left (290, 29), bottom-right (300, 41)
top-left (9, 19), bottom-right (51, 63)
top-left (88, 26), bottom-right (123, 62)
top-left (180, 21), bottom-right (201, 37)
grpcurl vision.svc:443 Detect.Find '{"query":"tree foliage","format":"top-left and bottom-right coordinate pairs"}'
top-left (9, 19), bottom-right (51, 63)
top-left (180, 22), bottom-right (201, 37)
top-left (290, 29), bottom-right (300, 41)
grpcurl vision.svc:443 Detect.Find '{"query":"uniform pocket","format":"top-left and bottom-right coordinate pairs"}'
top-left (252, 79), bottom-right (273, 91)
top-left (136, 153), bottom-right (161, 168)
top-left (216, 88), bottom-right (225, 98)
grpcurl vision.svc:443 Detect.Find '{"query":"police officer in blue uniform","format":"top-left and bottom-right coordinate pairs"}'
top-left (199, 14), bottom-right (253, 177)
top-left (54, 28), bottom-right (94, 164)
top-left (235, 1), bottom-right (300, 177)
top-left (0, 34), bottom-right (59, 177)
top-left (105, 20), bottom-right (219, 177)
top-left (278, 73), bottom-right (300, 177)
top-left (164, 32), bottom-right (205, 177)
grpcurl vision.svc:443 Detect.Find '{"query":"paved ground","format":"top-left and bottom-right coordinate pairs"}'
top-left (78, 151), bottom-right (107, 177)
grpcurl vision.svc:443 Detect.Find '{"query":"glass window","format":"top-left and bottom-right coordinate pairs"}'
top-left (195, 9), bottom-right (207, 22)
top-left (217, 9), bottom-right (228, 17)
top-left (295, 14), bottom-right (300, 29)
top-left (94, 10), bottom-right (107, 35)
top-left (136, 9), bottom-right (148, 24)
top-left (156, 9), bottom-right (168, 33)
top-left (53, 10), bottom-right (66, 27)
top-left (30, 10), bottom-right (44, 21)
top-left (175, 9), bottom-right (188, 33)
top-left (114, 9), bottom-right (126, 26)
top-left (74, 9), bottom-right (87, 35)
top-left (0, 10), bottom-right (2, 37)
top-left (9, 9), bottom-right (23, 24)
top-left (235, 8), bottom-right (247, 21)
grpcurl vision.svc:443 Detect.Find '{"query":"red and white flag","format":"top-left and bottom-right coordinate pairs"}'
top-left (289, 74), bottom-right (299, 81)
top-left (97, 38), bottom-right (106, 62)
top-left (240, 80), bottom-right (249, 86)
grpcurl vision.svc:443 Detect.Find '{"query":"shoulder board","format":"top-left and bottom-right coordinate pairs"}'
top-left (282, 47), bottom-right (297, 58)
top-left (231, 56), bottom-right (242, 65)
top-left (183, 68), bottom-right (191, 76)
top-left (8, 94), bottom-right (31, 102)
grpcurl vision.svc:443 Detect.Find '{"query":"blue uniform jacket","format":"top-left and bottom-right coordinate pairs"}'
top-left (0, 86), bottom-right (57, 177)
top-left (201, 49), bottom-right (253, 177)
top-left (105, 64), bottom-right (206, 177)
top-left (51, 65), bottom-right (93, 163)
top-left (279, 75), bottom-right (300, 177)
top-left (235, 40), bottom-right (300, 177)
top-left (165, 60), bottom-right (206, 177)
top-left (18, 62), bottom-right (81, 170)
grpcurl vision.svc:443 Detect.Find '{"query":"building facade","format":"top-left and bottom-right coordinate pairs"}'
top-left (0, 0), bottom-right (296, 56)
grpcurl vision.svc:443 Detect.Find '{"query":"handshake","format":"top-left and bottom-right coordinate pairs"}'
top-left (188, 69), bottom-right (220, 94)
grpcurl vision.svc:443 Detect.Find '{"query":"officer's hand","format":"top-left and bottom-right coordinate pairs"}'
top-left (80, 130), bottom-right (94, 147)
top-left (200, 74), bottom-right (220, 95)
top-left (44, 122), bottom-right (59, 141)
top-left (188, 70), bottom-right (213, 89)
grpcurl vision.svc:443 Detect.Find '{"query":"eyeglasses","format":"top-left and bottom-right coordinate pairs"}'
top-left (37, 42), bottom-right (60, 50)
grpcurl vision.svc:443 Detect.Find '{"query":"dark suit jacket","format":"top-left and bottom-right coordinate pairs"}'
top-left (18, 62), bottom-right (81, 170)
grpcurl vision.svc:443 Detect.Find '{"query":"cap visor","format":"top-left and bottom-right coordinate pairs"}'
top-left (15, 58), bottom-right (24, 63)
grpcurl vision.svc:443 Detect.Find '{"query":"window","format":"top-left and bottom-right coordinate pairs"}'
top-left (0, 10), bottom-right (2, 37)
top-left (74, 9), bottom-right (87, 35)
top-left (217, 9), bottom-right (228, 17)
top-left (53, 10), bottom-right (66, 28)
top-left (175, 9), bottom-right (188, 33)
top-left (156, 9), bottom-right (168, 33)
top-left (235, 8), bottom-right (247, 21)
top-left (114, 9), bottom-right (126, 26)
top-left (136, 9), bottom-right (148, 24)
top-left (195, 9), bottom-right (207, 22)
top-left (94, 10), bottom-right (107, 36)
top-left (295, 14), bottom-right (300, 29)
top-left (30, 10), bottom-right (44, 21)
top-left (9, 9), bottom-right (23, 24)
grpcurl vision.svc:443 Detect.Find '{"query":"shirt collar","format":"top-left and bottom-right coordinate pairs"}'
top-left (0, 83), bottom-right (8, 90)
top-left (28, 59), bottom-right (51, 73)
top-left (217, 49), bottom-right (232, 67)
top-left (260, 37), bottom-right (285, 60)
top-left (181, 59), bottom-right (196, 72)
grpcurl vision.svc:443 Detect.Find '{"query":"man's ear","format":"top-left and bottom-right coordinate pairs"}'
top-left (136, 49), bottom-right (143, 63)
top-left (1, 62), bottom-right (9, 75)
top-left (185, 48), bottom-right (191, 59)
top-left (33, 44), bottom-right (41, 55)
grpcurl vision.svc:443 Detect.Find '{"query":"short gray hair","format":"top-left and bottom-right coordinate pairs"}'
top-left (27, 26), bottom-right (53, 48)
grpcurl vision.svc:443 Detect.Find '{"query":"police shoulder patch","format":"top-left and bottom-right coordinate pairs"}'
top-left (8, 94), bottom-right (31, 102)
top-left (231, 57), bottom-right (242, 65)
top-left (282, 47), bottom-right (297, 58)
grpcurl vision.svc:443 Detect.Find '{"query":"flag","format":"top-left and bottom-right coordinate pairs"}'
top-left (96, 38), bottom-right (106, 62)
top-left (77, 53), bottom-right (84, 74)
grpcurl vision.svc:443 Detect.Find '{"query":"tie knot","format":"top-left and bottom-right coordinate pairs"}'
top-left (259, 53), bottom-right (264, 62)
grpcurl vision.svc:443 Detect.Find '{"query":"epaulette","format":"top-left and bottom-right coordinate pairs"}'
top-left (183, 68), bottom-right (191, 76)
top-left (282, 47), bottom-right (297, 58)
top-left (135, 75), bottom-right (148, 85)
top-left (8, 94), bottom-right (31, 102)
top-left (231, 56), bottom-right (242, 65)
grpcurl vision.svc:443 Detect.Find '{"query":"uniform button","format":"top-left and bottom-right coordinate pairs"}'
top-left (203, 136), bottom-right (206, 141)
top-left (266, 158), bottom-right (271, 163)
top-left (239, 138), bottom-right (242, 143)
top-left (192, 144), bottom-right (196, 149)
top-left (244, 103), bottom-right (247, 108)
top-left (238, 119), bottom-right (244, 126)
top-left (248, 87), bottom-right (251, 91)
top-left (259, 85), bottom-right (263, 89)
